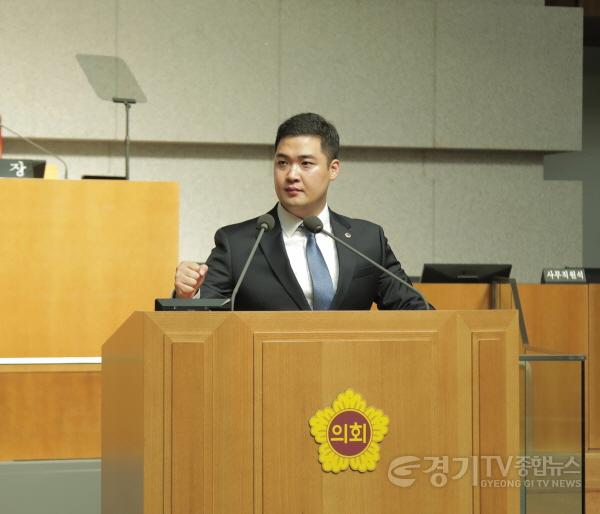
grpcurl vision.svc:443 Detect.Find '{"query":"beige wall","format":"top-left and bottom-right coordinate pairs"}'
top-left (0, 0), bottom-right (584, 284)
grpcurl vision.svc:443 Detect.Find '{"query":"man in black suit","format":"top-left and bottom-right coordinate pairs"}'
top-left (174, 113), bottom-right (428, 310)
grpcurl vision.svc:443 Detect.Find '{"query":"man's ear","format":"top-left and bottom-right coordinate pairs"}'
top-left (329, 159), bottom-right (340, 181)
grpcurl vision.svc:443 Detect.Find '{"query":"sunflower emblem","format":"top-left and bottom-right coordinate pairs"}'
top-left (309, 389), bottom-right (389, 473)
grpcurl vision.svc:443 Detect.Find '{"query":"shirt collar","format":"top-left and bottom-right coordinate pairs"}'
top-left (277, 203), bottom-right (331, 238)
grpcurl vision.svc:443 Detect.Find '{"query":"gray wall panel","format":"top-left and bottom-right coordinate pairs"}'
top-left (123, 144), bottom-right (275, 265)
top-left (280, 0), bottom-right (435, 148)
top-left (0, 0), bottom-right (117, 140)
top-left (435, 4), bottom-right (582, 151)
top-left (116, 0), bottom-right (279, 144)
top-left (426, 151), bottom-right (582, 282)
top-left (0, 460), bottom-right (100, 514)
top-left (328, 149), bottom-right (433, 276)
top-left (438, 0), bottom-right (543, 4)
top-left (1, 1), bottom-right (582, 152)
top-left (544, 46), bottom-right (600, 267)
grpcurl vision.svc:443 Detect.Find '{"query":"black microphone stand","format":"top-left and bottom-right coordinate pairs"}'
top-left (231, 215), bottom-right (276, 310)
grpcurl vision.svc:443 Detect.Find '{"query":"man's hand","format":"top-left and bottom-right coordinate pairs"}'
top-left (174, 261), bottom-right (208, 298)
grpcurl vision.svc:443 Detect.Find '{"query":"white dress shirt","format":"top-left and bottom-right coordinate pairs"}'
top-left (277, 203), bottom-right (339, 309)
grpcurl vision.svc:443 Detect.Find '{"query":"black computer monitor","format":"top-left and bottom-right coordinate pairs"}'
top-left (421, 263), bottom-right (512, 283)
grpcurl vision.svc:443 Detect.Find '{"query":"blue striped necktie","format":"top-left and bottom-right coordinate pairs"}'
top-left (304, 229), bottom-right (335, 310)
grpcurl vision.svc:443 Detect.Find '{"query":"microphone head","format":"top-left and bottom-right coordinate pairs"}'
top-left (303, 216), bottom-right (323, 234)
top-left (256, 213), bottom-right (276, 232)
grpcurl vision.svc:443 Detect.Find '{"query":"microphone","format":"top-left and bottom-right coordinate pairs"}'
top-left (303, 216), bottom-right (431, 310)
top-left (0, 119), bottom-right (69, 179)
top-left (256, 214), bottom-right (276, 232)
top-left (230, 213), bottom-right (276, 311)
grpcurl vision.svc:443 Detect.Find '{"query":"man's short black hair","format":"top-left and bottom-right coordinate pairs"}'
top-left (274, 113), bottom-right (340, 162)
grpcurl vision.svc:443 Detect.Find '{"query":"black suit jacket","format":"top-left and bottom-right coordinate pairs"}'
top-left (200, 206), bottom-right (428, 310)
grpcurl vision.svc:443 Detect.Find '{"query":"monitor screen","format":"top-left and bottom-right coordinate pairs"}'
top-left (421, 263), bottom-right (512, 283)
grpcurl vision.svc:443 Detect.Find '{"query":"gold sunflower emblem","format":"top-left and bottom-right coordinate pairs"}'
top-left (309, 389), bottom-right (389, 473)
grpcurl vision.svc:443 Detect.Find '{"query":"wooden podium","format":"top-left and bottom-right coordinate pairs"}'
top-left (102, 310), bottom-right (520, 514)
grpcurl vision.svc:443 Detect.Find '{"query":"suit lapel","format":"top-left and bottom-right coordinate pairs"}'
top-left (330, 210), bottom-right (356, 310)
top-left (259, 207), bottom-right (311, 310)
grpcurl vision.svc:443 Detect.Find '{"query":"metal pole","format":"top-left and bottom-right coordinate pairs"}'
top-left (125, 101), bottom-right (131, 180)
top-left (113, 97), bottom-right (136, 180)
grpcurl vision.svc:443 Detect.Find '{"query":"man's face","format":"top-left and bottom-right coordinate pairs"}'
top-left (273, 135), bottom-right (340, 219)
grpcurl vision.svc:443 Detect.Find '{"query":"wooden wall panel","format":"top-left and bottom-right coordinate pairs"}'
top-left (517, 285), bottom-right (589, 453)
top-left (0, 180), bottom-right (178, 471)
top-left (590, 285), bottom-right (600, 449)
top-left (417, 283), bottom-right (492, 310)
top-left (0, 180), bottom-right (178, 358)
top-left (0, 369), bottom-right (100, 460)
top-left (518, 284), bottom-right (588, 355)
top-left (587, 451), bottom-right (600, 514)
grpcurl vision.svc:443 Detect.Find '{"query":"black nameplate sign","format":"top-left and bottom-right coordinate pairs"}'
top-left (542, 268), bottom-right (586, 284)
top-left (0, 159), bottom-right (46, 178)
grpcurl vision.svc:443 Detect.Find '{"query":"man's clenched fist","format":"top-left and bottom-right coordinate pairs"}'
top-left (174, 261), bottom-right (208, 298)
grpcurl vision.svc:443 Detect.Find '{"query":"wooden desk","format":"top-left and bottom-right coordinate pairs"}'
top-left (0, 180), bottom-right (178, 460)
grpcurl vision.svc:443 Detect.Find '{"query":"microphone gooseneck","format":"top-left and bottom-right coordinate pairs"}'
top-left (230, 213), bottom-right (275, 311)
top-left (303, 216), bottom-right (431, 310)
